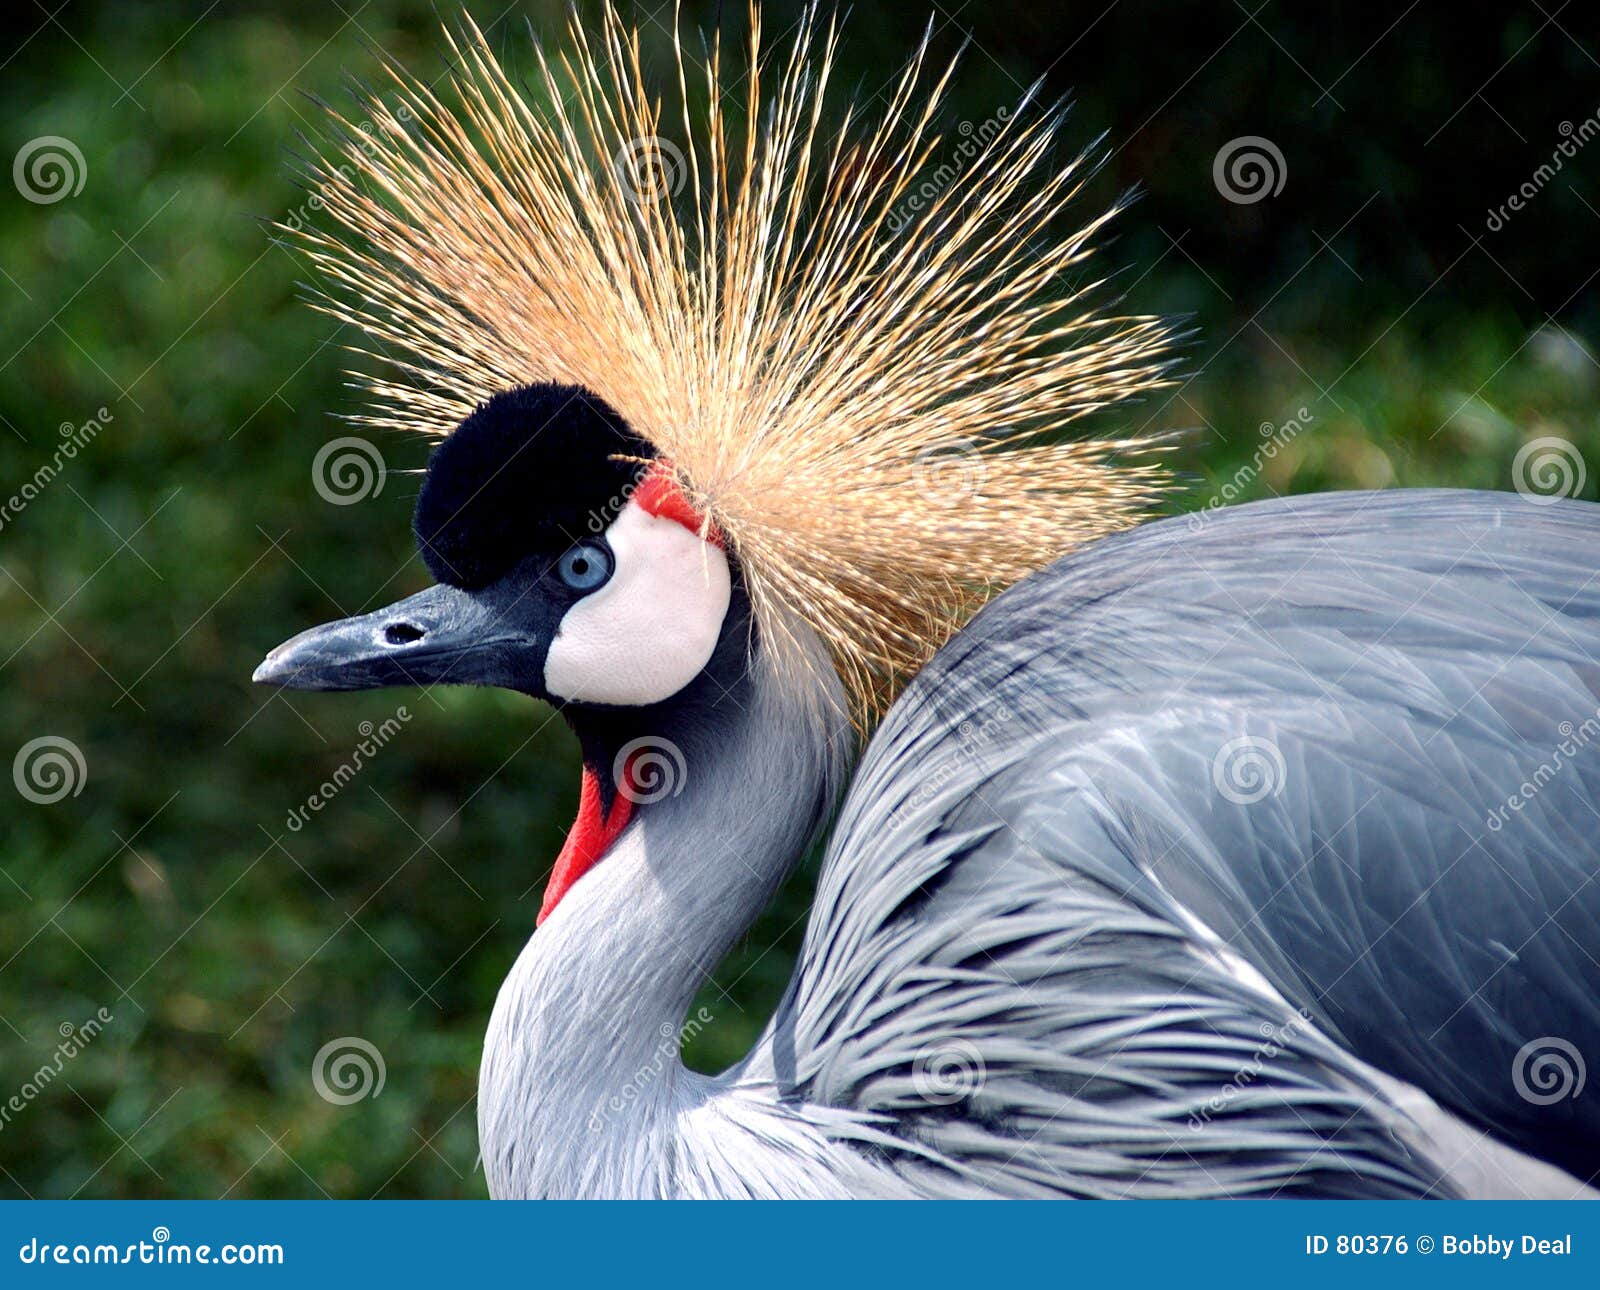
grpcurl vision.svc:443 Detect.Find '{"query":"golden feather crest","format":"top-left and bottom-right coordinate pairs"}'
top-left (290, 2), bottom-right (1176, 718)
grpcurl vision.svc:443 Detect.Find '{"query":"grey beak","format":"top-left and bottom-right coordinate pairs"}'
top-left (253, 582), bottom-right (513, 692)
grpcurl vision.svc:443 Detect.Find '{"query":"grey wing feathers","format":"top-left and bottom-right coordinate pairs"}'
top-left (763, 489), bottom-right (1600, 1197)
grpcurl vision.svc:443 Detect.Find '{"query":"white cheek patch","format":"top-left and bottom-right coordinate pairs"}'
top-left (543, 501), bottom-right (731, 706)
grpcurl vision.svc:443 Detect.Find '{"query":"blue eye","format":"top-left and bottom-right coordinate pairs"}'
top-left (557, 542), bottom-right (612, 592)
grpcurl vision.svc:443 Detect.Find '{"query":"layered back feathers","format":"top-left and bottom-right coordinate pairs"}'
top-left (292, 2), bottom-right (1176, 716)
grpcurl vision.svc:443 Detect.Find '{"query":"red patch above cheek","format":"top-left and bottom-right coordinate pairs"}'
top-left (634, 466), bottom-right (724, 548)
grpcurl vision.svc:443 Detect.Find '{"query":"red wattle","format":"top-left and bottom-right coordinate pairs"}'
top-left (538, 763), bottom-right (636, 925)
top-left (635, 466), bottom-right (723, 548)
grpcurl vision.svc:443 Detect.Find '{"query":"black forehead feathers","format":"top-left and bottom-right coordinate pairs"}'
top-left (413, 383), bottom-right (653, 588)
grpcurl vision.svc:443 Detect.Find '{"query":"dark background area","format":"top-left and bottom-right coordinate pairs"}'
top-left (1, 0), bottom-right (1596, 1197)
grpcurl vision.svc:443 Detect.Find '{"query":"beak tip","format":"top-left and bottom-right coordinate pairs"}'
top-left (251, 652), bottom-right (287, 686)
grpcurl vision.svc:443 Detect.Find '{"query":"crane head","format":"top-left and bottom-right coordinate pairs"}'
top-left (253, 382), bottom-right (736, 709)
top-left (253, 383), bottom-right (747, 921)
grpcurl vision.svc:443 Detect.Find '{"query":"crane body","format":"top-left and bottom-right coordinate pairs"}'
top-left (473, 489), bottom-right (1600, 1199)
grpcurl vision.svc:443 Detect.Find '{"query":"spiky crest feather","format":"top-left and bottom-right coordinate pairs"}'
top-left (290, 2), bottom-right (1176, 719)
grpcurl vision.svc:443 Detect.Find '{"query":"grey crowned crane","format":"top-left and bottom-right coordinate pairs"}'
top-left (254, 6), bottom-right (1600, 1197)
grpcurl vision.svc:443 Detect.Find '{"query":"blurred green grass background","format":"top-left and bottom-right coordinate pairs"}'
top-left (0, 0), bottom-right (1595, 1198)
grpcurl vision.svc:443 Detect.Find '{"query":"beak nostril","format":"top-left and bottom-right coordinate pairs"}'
top-left (384, 621), bottom-right (426, 646)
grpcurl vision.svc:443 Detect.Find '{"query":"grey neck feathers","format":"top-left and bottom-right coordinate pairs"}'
top-left (478, 642), bottom-right (849, 1198)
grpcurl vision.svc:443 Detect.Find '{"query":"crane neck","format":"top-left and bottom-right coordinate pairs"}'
top-left (478, 634), bottom-right (849, 1197)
